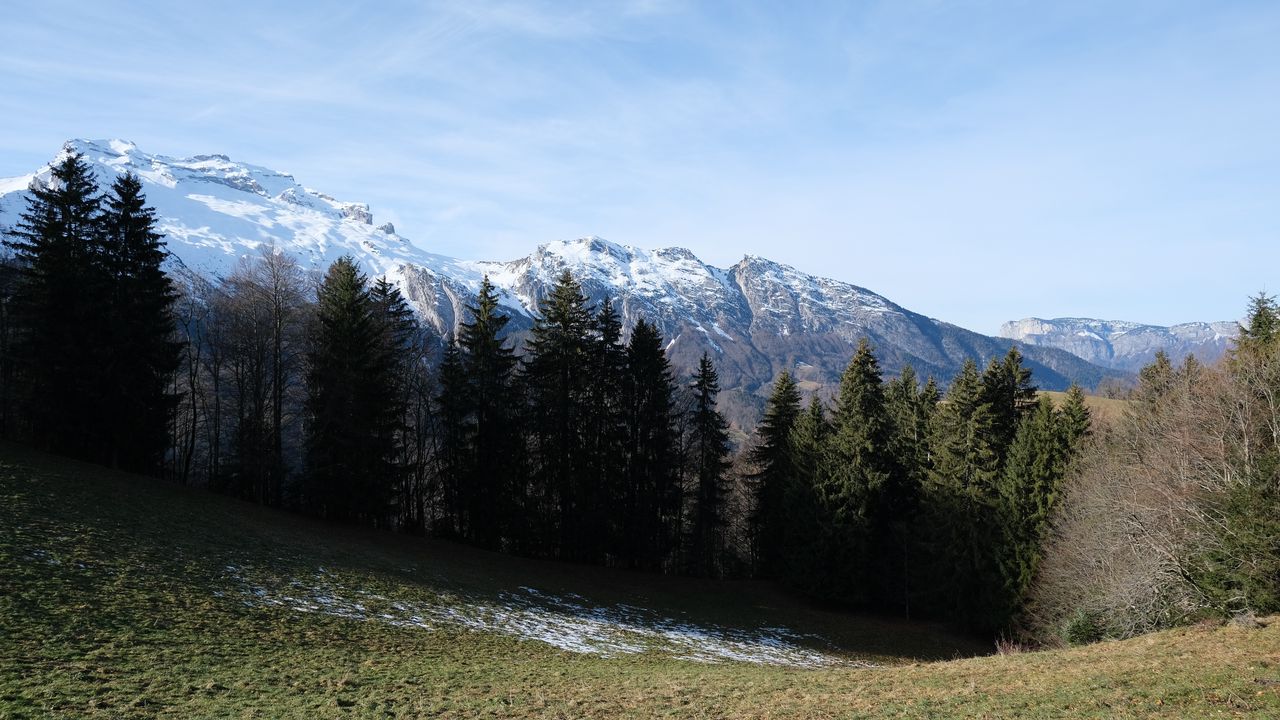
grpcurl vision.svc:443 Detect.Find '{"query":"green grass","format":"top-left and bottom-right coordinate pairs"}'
top-left (4, 442), bottom-right (1280, 718)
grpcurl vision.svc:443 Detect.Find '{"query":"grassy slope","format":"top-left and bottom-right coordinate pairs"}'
top-left (1040, 390), bottom-right (1131, 425)
top-left (3, 444), bottom-right (1280, 718)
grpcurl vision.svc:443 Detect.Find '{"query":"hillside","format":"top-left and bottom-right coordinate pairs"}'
top-left (5, 444), bottom-right (1280, 718)
top-left (0, 141), bottom-right (1126, 432)
top-left (1041, 390), bottom-right (1131, 426)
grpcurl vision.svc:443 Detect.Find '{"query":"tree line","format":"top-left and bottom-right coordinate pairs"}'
top-left (2, 152), bottom-right (1097, 634)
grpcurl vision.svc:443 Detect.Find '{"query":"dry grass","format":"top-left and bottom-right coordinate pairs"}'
top-left (1041, 390), bottom-right (1131, 425)
top-left (3, 442), bottom-right (1279, 718)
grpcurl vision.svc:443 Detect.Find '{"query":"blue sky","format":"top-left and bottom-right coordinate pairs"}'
top-left (2, 0), bottom-right (1277, 333)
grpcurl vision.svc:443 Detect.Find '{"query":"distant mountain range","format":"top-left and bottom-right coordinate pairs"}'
top-left (1, 140), bottom-right (1127, 431)
top-left (999, 318), bottom-right (1237, 373)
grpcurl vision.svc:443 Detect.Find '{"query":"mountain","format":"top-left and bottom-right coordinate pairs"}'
top-left (999, 317), bottom-right (1237, 373)
top-left (0, 140), bottom-right (1125, 431)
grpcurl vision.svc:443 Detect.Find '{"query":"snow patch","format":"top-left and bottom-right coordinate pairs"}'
top-left (223, 565), bottom-right (857, 668)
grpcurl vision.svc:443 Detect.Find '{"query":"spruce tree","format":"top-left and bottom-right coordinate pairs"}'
top-left (5, 152), bottom-right (108, 458)
top-left (304, 257), bottom-right (398, 525)
top-left (371, 277), bottom-right (419, 521)
top-left (979, 347), bottom-right (1038, 463)
top-left (1237, 292), bottom-right (1279, 352)
top-left (522, 269), bottom-right (593, 558)
top-left (747, 370), bottom-right (802, 576)
top-left (621, 318), bottom-right (679, 570)
top-left (584, 297), bottom-right (627, 563)
top-left (997, 395), bottom-right (1068, 624)
top-left (920, 358), bottom-right (1004, 628)
top-left (458, 276), bottom-right (519, 549)
top-left (819, 337), bottom-right (892, 604)
top-left (434, 337), bottom-right (470, 537)
top-left (685, 352), bottom-right (730, 576)
top-left (1136, 350), bottom-right (1175, 402)
top-left (99, 171), bottom-right (180, 474)
top-left (780, 396), bottom-right (828, 593)
top-left (1058, 383), bottom-right (1092, 447)
top-left (882, 365), bottom-right (934, 615)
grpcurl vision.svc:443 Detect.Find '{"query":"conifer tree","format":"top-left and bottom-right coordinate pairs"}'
top-left (584, 297), bottom-right (627, 562)
top-left (1136, 350), bottom-right (1175, 402)
top-left (1058, 383), bottom-right (1092, 447)
top-left (434, 337), bottom-right (469, 537)
top-left (621, 319), bottom-right (679, 570)
top-left (747, 370), bottom-right (801, 576)
top-left (458, 276), bottom-right (520, 548)
top-left (997, 395), bottom-right (1069, 623)
top-left (920, 358), bottom-right (1004, 628)
top-left (371, 277), bottom-right (419, 520)
top-left (882, 365), bottom-right (934, 614)
top-left (5, 152), bottom-right (108, 458)
top-left (522, 269), bottom-right (593, 558)
top-left (819, 337), bottom-right (892, 604)
top-left (780, 396), bottom-right (828, 593)
top-left (98, 171), bottom-right (180, 474)
top-left (979, 347), bottom-right (1038, 462)
top-left (1237, 292), bottom-right (1279, 352)
top-left (685, 352), bottom-right (730, 576)
top-left (304, 257), bottom-right (398, 525)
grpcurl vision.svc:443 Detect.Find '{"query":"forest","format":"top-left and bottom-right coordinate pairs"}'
top-left (5, 152), bottom-right (1278, 644)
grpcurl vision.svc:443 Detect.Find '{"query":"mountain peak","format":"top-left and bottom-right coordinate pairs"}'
top-left (1, 139), bottom-right (1123, 434)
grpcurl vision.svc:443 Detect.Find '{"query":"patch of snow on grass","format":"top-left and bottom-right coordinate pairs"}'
top-left (223, 566), bottom-right (858, 668)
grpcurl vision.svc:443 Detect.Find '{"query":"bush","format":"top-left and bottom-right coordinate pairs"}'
top-left (1063, 608), bottom-right (1105, 646)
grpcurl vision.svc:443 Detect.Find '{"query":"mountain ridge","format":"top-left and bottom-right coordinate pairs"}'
top-left (1000, 316), bottom-right (1237, 373)
top-left (0, 139), bottom-right (1127, 430)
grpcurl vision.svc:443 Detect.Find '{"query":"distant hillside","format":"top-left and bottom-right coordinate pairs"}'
top-left (1001, 317), bottom-right (1237, 373)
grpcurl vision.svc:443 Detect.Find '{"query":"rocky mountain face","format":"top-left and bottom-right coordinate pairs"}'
top-left (1, 140), bottom-right (1126, 432)
top-left (999, 317), bottom-right (1237, 373)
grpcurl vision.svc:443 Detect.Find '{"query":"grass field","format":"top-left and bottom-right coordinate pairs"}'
top-left (4, 442), bottom-right (1280, 718)
top-left (1041, 390), bottom-right (1131, 425)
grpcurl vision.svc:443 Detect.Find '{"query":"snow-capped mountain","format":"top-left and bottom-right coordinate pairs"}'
top-left (0, 140), bottom-right (1124, 429)
top-left (999, 317), bottom-right (1237, 373)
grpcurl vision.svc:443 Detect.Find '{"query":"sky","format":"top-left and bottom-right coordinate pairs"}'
top-left (2, 1), bottom-right (1277, 334)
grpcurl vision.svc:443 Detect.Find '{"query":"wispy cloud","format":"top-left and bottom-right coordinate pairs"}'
top-left (1, 0), bottom-right (1276, 330)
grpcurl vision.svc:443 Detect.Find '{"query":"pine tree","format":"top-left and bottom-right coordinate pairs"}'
top-left (979, 347), bottom-right (1038, 463)
top-left (1237, 292), bottom-right (1279, 353)
top-left (685, 352), bottom-right (731, 576)
top-left (98, 171), bottom-right (180, 475)
top-left (304, 257), bottom-right (398, 525)
top-left (997, 395), bottom-right (1069, 623)
top-left (885, 366), bottom-right (932, 498)
top-left (522, 269), bottom-right (593, 558)
top-left (5, 152), bottom-right (108, 458)
top-left (818, 338), bottom-right (893, 604)
top-left (621, 318), bottom-right (679, 570)
top-left (584, 297), bottom-right (627, 563)
top-left (919, 358), bottom-right (1004, 628)
top-left (371, 277), bottom-right (419, 524)
top-left (1136, 350), bottom-right (1175, 402)
top-left (434, 337), bottom-right (470, 537)
top-left (882, 365), bottom-right (935, 615)
top-left (457, 276), bottom-right (520, 549)
top-left (1058, 383), bottom-right (1092, 447)
top-left (747, 370), bottom-right (802, 576)
top-left (780, 396), bottom-right (828, 593)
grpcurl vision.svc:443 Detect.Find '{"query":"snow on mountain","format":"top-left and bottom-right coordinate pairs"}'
top-left (999, 317), bottom-right (1238, 372)
top-left (1, 140), bottom-right (1125, 430)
